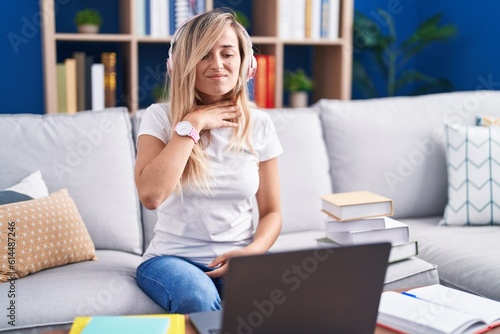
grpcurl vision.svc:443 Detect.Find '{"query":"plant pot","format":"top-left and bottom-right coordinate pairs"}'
top-left (288, 91), bottom-right (308, 108)
top-left (77, 25), bottom-right (100, 34)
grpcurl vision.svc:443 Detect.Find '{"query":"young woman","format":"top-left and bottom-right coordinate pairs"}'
top-left (134, 9), bottom-right (283, 313)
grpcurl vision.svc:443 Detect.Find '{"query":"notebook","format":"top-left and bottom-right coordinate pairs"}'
top-left (190, 242), bottom-right (391, 334)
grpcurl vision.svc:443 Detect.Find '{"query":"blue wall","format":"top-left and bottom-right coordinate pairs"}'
top-left (0, 1), bottom-right (44, 114)
top-left (1, 0), bottom-right (500, 114)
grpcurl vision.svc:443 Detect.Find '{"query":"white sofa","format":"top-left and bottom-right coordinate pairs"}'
top-left (1, 90), bottom-right (499, 333)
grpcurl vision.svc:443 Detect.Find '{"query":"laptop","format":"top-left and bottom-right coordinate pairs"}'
top-left (189, 242), bottom-right (391, 334)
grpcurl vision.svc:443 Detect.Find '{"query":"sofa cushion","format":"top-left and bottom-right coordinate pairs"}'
top-left (317, 91), bottom-right (500, 219)
top-left (267, 108), bottom-right (332, 233)
top-left (403, 216), bottom-right (500, 301)
top-left (441, 124), bottom-right (500, 225)
top-left (0, 109), bottom-right (143, 254)
top-left (3, 170), bottom-right (49, 200)
top-left (0, 189), bottom-right (97, 282)
top-left (0, 250), bottom-right (164, 332)
top-left (0, 190), bottom-right (32, 205)
top-left (0, 170), bottom-right (50, 205)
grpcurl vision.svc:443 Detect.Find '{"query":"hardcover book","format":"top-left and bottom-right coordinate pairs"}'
top-left (320, 190), bottom-right (394, 221)
top-left (324, 216), bottom-right (386, 232)
top-left (325, 217), bottom-right (409, 246)
top-left (317, 238), bottom-right (418, 263)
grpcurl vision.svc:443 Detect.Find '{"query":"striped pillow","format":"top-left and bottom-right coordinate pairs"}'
top-left (441, 124), bottom-right (500, 225)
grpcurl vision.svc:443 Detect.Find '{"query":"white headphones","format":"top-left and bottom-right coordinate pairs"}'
top-left (166, 13), bottom-right (257, 81)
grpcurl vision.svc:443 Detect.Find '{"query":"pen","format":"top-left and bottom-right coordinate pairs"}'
top-left (401, 292), bottom-right (417, 298)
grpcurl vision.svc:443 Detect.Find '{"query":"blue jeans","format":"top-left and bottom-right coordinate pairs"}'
top-left (136, 255), bottom-right (223, 314)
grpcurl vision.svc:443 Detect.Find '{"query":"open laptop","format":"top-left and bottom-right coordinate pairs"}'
top-left (190, 242), bottom-right (391, 334)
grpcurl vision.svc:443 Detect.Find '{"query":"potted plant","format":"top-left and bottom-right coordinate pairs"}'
top-left (352, 10), bottom-right (458, 98)
top-left (284, 68), bottom-right (313, 107)
top-left (153, 83), bottom-right (169, 103)
top-left (74, 8), bottom-right (102, 34)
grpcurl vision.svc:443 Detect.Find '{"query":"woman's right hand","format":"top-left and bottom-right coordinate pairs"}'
top-left (183, 100), bottom-right (242, 132)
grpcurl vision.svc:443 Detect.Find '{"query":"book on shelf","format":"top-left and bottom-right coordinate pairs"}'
top-left (73, 52), bottom-right (86, 111)
top-left (317, 237), bottom-right (418, 263)
top-left (327, 0), bottom-right (340, 39)
top-left (150, 0), bottom-right (170, 37)
top-left (320, 190), bottom-right (394, 221)
top-left (56, 63), bottom-right (67, 113)
top-left (305, 0), bottom-right (322, 39)
top-left (266, 54), bottom-right (276, 108)
top-left (143, 0), bottom-right (205, 37)
top-left (84, 55), bottom-right (94, 111)
top-left (70, 314), bottom-right (185, 334)
top-left (324, 216), bottom-right (387, 232)
top-left (325, 217), bottom-right (409, 246)
top-left (253, 54), bottom-right (276, 109)
top-left (64, 58), bottom-right (77, 114)
top-left (279, 0), bottom-right (340, 40)
top-left (378, 284), bottom-right (500, 334)
top-left (135, 0), bottom-right (146, 36)
top-left (91, 63), bottom-right (105, 111)
top-left (101, 52), bottom-right (116, 108)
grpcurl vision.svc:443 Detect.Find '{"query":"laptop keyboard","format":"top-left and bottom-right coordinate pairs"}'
top-left (208, 329), bottom-right (221, 334)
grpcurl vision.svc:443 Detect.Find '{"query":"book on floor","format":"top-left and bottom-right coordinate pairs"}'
top-left (378, 284), bottom-right (500, 334)
top-left (324, 215), bottom-right (387, 232)
top-left (317, 237), bottom-right (418, 263)
top-left (320, 190), bottom-right (394, 221)
top-left (325, 217), bottom-right (409, 246)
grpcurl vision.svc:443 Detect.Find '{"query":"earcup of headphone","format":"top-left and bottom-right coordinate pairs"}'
top-left (247, 54), bottom-right (257, 81)
top-left (167, 57), bottom-right (173, 77)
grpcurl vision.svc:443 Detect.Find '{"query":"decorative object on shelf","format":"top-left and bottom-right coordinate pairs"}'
top-left (74, 8), bottom-right (102, 34)
top-left (353, 11), bottom-right (458, 98)
top-left (284, 68), bottom-right (313, 108)
top-left (153, 83), bottom-right (169, 103)
top-left (234, 10), bottom-right (251, 29)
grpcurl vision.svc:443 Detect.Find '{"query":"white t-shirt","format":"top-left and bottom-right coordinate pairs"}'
top-left (138, 103), bottom-right (283, 265)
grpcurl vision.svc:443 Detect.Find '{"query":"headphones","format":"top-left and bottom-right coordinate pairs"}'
top-left (167, 13), bottom-right (257, 81)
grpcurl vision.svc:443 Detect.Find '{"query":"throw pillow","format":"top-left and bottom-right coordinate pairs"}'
top-left (3, 170), bottom-right (49, 199)
top-left (0, 190), bottom-right (32, 205)
top-left (476, 115), bottom-right (500, 127)
top-left (0, 189), bottom-right (97, 282)
top-left (441, 124), bottom-right (500, 225)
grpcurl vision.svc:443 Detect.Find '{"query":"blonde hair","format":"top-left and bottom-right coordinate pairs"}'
top-left (167, 9), bottom-right (255, 193)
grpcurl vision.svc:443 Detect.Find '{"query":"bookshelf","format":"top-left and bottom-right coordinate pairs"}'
top-left (41, 0), bottom-right (353, 114)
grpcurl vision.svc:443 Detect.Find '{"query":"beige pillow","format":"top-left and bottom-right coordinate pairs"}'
top-left (0, 189), bottom-right (97, 282)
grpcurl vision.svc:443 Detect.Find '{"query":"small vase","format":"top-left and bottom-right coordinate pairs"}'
top-left (77, 25), bottom-right (100, 34)
top-left (289, 91), bottom-right (308, 108)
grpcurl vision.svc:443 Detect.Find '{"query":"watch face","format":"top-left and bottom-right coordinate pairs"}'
top-left (176, 121), bottom-right (192, 136)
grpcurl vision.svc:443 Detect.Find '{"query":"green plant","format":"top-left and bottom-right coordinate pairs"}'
top-left (353, 10), bottom-right (458, 98)
top-left (153, 83), bottom-right (169, 102)
top-left (284, 68), bottom-right (314, 93)
top-left (234, 10), bottom-right (251, 30)
top-left (74, 8), bottom-right (102, 26)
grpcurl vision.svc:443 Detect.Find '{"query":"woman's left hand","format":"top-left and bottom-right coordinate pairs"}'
top-left (205, 247), bottom-right (256, 278)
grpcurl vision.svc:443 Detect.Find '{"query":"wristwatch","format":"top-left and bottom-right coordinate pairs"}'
top-left (174, 121), bottom-right (200, 144)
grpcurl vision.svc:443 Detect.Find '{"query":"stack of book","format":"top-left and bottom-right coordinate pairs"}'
top-left (135, 0), bottom-right (206, 37)
top-left (56, 51), bottom-right (116, 113)
top-left (279, 0), bottom-right (340, 40)
top-left (317, 190), bottom-right (418, 263)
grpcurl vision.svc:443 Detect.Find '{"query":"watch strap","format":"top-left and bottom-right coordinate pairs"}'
top-left (187, 127), bottom-right (200, 144)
